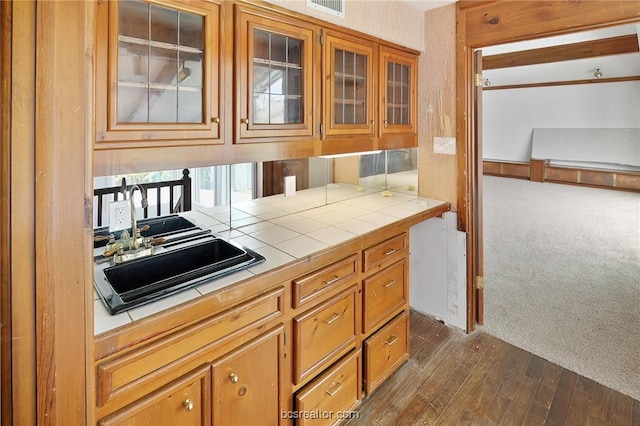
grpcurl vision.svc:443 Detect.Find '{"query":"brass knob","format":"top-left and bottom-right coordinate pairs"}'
top-left (229, 372), bottom-right (239, 383)
top-left (212, 117), bottom-right (220, 124)
top-left (183, 399), bottom-right (194, 412)
top-left (240, 118), bottom-right (249, 124)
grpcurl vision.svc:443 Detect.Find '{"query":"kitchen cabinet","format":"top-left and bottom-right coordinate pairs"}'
top-left (322, 31), bottom-right (376, 140)
top-left (235, 5), bottom-right (317, 142)
top-left (98, 365), bottom-right (211, 426)
top-left (95, 0), bottom-right (222, 145)
top-left (212, 326), bottom-right (285, 426)
top-left (378, 46), bottom-right (417, 149)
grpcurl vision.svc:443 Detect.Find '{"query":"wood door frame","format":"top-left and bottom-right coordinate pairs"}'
top-left (456, 0), bottom-right (640, 332)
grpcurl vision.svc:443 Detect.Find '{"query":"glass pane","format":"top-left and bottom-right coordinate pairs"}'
top-left (344, 103), bottom-right (355, 124)
top-left (270, 34), bottom-right (287, 63)
top-left (119, 41), bottom-right (148, 83)
top-left (401, 106), bottom-right (409, 124)
top-left (270, 66), bottom-right (286, 95)
top-left (334, 75), bottom-right (344, 100)
top-left (393, 106), bottom-right (401, 124)
top-left (150, 4), bottom-right (178, 45)
top-left (387, 106), bottom-right (393, 124)
top-left (149, 87), bottom-right (178, 122)
top-left (288, 38), bottom-right (301, 66)
top-left (344, 51), bottom-right (354, 75)
top-left (178, 51), bottom-right (203, 88)
top-left (288, 68), bottom-right (301, 96)
top-left (355, 53), bottom-right (366, 78)
top-left (177, 88), bottom-right (202, 123)
top-left (401, 64), bottom-right (410, 84)
top-left (253, 63), bottom-right (270, 93)
top-left (149, 47), bottom-right (178, 85)
top-left (355, 104), bottom-right (365, 124)
top-left (286, 98), bottom-right (301, 123)
top-left (118, 84), bottom-right (149, 122)
top-left (119, 0), bottom-right (148, 40)
top-left (355, 78), bottom-right (366, 102)
top-left (269, 94), bottom-right (285, 123)
top-left (179, 12), bottom-right (203, 49)
top-left (334, 49), bottom-right (344, 74)
top-left (387, 62), bottom-right (394, 82)
top-left (400, 85), bottom-right (409, 105)
top-left (254, 30), bottom-right (270, 61)
top-left (334, 103), bottom-right (344, 124)
top-left (253, 93), bottom-right (270, 124)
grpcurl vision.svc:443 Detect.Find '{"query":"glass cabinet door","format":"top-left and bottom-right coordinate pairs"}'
top-left (237, 8), bottom-right (316, 141)
top-left (324, 33), bottom-right (375, 137)
top-left (96, 0), bottom-right (221, 143)
top-left (379, 47), bottom-right (417, 139)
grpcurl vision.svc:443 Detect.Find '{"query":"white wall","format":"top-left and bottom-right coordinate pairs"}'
top-left (483, 81), bottom-right (640, 162)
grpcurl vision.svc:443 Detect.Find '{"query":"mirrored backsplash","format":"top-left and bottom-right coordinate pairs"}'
top-left (93, 148), bottom-right (418, 231)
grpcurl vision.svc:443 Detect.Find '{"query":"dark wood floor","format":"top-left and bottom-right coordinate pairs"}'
top-left (347, 311), bottom-right (639, 426)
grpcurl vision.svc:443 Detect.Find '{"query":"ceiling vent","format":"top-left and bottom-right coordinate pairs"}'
top-left (307, 0), bottom-right (345, 18)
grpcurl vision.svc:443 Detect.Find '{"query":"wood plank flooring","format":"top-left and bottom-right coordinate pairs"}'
top-left (346, 311), bottom-right (639, 426)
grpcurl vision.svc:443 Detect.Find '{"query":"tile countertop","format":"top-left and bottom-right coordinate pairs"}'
top-left (94, 182), bottom-right (448, 335)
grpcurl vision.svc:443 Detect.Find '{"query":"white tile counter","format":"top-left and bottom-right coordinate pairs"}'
top-left (94, 182), bottom-right (448, 335)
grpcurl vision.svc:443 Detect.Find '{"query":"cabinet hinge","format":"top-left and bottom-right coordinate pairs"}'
top-left (319, 34), bottom-right (323, 44)
top-left (283, 329), bottom-right (287, 346)
top-left (474, 73), bottom-right (483, 87)
top-left (476, 276), bottom-right (484, 290)
top-left (319, 123), bottom-right (323, 138)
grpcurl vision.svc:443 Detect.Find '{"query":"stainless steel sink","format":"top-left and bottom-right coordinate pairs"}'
top-left (95, 236), bottom-right (265, 314)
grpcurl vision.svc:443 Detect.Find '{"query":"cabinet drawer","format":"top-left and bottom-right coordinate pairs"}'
top-left (98, 365), bottom-right (211, 426)
top-left (362, 233), bottom-right (407, 272)
top-left (363, 260), bottom-right (407, 334)
top-left (295, 350), bottom-right (361, 426)
top-left (364, 311), bottom-right (409, 395)
top-left (97, 287), bottom-right (284, 408)
top-left (293, 286), bottom-right (357, 385)
top-left (293, 254), bottom-right (358, 308)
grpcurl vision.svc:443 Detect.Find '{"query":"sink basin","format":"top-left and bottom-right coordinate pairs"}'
top-left (94, 237), bottom-right (265, 314)
top-left (94, 215), bottom-right (200, 248)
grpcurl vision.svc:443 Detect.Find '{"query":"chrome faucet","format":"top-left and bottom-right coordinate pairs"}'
top-left (128, 183), bottom-right (148, 249)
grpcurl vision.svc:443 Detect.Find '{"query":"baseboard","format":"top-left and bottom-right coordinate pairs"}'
top-left (483, 159), bottom-right (640, 193)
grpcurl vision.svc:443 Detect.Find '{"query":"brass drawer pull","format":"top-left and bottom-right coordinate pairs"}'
top-left (212, 117), bottom-right (220, 124)
top-left (322, 275), bottom-right (340, 286)
top-left (240, 118), bottom-right (249, 124)
top-left (183, 399), bottom-right (194, 412)
top-left (325, 381), bottom-right (343, 396)
top-left (229, 372), bottom-right (239, 384)
top-left (384, 248), bottom-right (397, 256)
top-left (323, 312), bottom-right (340, 324)
top-left (383, 280), bottom-right (396, 288)
top-left (384, 335), bottom-right (398, 346)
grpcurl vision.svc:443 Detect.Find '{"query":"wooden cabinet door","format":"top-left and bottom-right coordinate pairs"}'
top-left (378, 46), bottom-right (417, 148)
top-left (98, 365), bottom-right (211, 426)
top-left (323, 31), bottom-right (376, 138)
top-left (235, 5), bottom-right (317, 141)
top-left (96, 0), bottom-right (222, 144)
top-left (211, 326), bottom-right (285, 426)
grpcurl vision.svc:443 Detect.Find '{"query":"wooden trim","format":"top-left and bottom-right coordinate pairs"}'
top-left (483, 159), bottom-right (640, 192)
top-left (457, 0), bottom-right (640, 331)
top-left (483, 75), bottom-right (640, 90)
top-left (483, 35), bottom-right (639, 70)
top-left (9, 3), bottom-right (36, 425)
top-left (35, 2), bottom-right (94, 424)
top-left (0, 1), bottom-right (12, 424)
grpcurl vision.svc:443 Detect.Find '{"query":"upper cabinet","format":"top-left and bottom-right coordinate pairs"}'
top-left (379, 46), bottom-right (417, 148)
top-left (95, 0), bottom-right (222, 146)
top-left (323, 31), bottom-right (376, 140)
top-left (235, 6), bottom-right (317, 142)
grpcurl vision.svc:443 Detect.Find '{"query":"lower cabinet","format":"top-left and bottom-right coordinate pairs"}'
top-left (295, 350), bottom-right (361, 426)
top-left (97, 326), bottom-right (285, 426)
top-left (98, 365), bottom-right (211, 426)
top-left (363, 311), bottom-right (409, 395)
top-left (212, 326), bottom-right (284, 426)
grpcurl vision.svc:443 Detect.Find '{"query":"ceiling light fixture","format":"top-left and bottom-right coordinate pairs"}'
top-left (593, 68), bottom-right (603, 79)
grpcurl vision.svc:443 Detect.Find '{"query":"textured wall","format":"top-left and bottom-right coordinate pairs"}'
top-left (264, 0), bottom-right (424, 51)
top-left (418, 4), bottom-right (458, 211)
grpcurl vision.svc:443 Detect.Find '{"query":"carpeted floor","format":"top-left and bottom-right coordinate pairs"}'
top-left (481, 175), bottom-right (640, 401)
